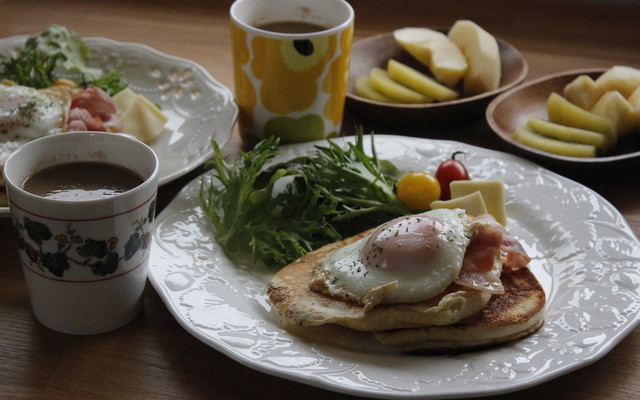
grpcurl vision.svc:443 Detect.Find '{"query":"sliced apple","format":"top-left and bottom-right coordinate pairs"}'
top-left (393, 27), bottom-right (468, 87)
top-left (591, 90), bottom-right (636, 137)
top-left (513, 125), bottom-right (597, 158)
top-left (563, 75), bottom-right (605, 110)
top-left (595, 65), bottom-right (640, 98)
top-left (355, 76), bottom-right (399, 103)
top-left (447, 20), bottom-right (501, 95)
top-left (547, 92), bottom-right (616, 148)
top-left (526, 117), bottom-right (607, 149)
top-left (386, 59), bottom-right (459, 101)
top-left (628, 85), bottom-right (640, 131)
top-left (369, 67), bottom-right (433, 103)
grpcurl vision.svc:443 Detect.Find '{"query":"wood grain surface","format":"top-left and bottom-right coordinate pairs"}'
top-left (1, 1), bottom-right (639, 399)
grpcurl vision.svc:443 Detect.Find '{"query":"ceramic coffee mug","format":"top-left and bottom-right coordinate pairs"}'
top-left (230, 0), bottom-right (354, 146)
top-left (3, 132), bottom-right (159, 335)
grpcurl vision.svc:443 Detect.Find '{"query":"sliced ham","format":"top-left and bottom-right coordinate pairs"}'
top-left (67, 86), bottom-right (123, 133)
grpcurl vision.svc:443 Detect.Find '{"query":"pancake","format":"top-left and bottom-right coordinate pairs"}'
top-left (267, 230), bottom-right (495, 332)
top-left (373, 268), bottom-right (545, 353)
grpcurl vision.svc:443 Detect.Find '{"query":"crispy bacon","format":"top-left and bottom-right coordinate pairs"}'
top-left (67, 86), bottom-right (123, 133)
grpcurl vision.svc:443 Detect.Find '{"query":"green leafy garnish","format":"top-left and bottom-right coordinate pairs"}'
top-left (89, 64), bottom-right (127, 96)
top-left (0, 24), bottom-right (126, 94)
top-left (199, 129), bottom-right (409, 268)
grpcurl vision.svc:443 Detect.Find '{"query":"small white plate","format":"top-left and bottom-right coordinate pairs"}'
top-left (0, 36), bottom-right (238, 216)
top-left (148, 135), bottom-right (640, 399)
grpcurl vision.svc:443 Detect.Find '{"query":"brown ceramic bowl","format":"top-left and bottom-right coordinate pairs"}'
top-left (486, 68), bottom-right (640, 175)
top-left (345, 30), bottom-right (528, 128)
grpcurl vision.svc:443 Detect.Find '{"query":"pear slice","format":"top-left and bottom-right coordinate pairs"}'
top-left (595, 65), bottom-right (640, 98)
top-left (369, 68), bottom-right (433, 103)
top-left (355, 76), bottom-right (399, 103)
top-left (386, 59), bottom-right (459, 102)
top-left (393, 27), bottom-right (468, 87)
top-left (563, 75), bottom-right (605, 110)
top-left (526, 117), bottom-right (607, 150)
top-left (447, 20), bottom-right (501, 95)
top-left (547, 92), bottom-right (616, 148)
top-left (513, 125), bottom-right (597, 158)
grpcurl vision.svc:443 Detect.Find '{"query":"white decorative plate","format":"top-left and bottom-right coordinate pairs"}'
top-left (148, 135), bottom-right (640, 399)
top-left (0, 35), bottom-right (238, 215)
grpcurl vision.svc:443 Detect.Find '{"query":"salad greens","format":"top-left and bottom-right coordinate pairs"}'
top-left (0, 24), bottom-right (126, 95)
top-left (199, 129), bottom-right (410, 268)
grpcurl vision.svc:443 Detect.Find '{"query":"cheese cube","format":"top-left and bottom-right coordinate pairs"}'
top-left (450, 180), bottom-right (507, 226)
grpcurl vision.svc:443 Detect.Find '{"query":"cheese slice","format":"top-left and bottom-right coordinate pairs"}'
top-left (430, 191), bottom-right (487, 217)
top-left (450, 180), bottom-right (507, 226)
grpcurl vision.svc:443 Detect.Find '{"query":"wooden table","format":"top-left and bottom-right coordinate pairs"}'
top-left (1, 0), bottom-right (639, 399)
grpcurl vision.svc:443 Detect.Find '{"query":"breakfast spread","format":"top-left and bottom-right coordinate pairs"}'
top-left (268, 206), bottom-right (544, 353)
top-left (513, 65), bottom-right (640, 158)
top-left (355, 20), bottom-right (501, 103)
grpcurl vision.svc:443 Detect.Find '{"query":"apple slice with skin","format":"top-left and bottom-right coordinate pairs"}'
top-left (386, 59), bottom-right (459, 102)
top-left (448, 20), bottom-right (501, 95)
top-left (369, 67), bottom-right (433, 103)
top-left (355, 76), bottom-right (399, 103)
top-left (526, 117), bottom-right (607, 150)
top-left (547, 92), bottom-right (616, 148)
top-left (513, 125), bottom-right (597, 158)
top-left (393, 27), bottom-right (468, 87)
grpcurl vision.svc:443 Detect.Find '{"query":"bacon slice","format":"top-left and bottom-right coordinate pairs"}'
top-left (67, 86), bottom-right (123, 133)
top-left (455, 221), bottom-right (505, 293)
top-left (454, 213), bottom-right (532, 293)
top-left (472, 213), bottom-right (531, 272)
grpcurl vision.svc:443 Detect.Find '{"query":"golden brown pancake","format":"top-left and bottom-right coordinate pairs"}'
top-left (373, 268), bottom-right (546, 353)
top-left (268, 230), bottom-right (495, 332)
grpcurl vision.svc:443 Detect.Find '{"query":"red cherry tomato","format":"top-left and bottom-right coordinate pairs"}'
top-left (435, 152), bottom-right (470, 200)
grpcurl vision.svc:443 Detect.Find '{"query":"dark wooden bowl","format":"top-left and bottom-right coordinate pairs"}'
top-left (486, 68), bottom-right (640, 176)
top-left (345, 30), bottom-right (528, 128)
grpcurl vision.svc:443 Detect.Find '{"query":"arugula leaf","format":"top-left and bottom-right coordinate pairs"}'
top-left (199, 130), bottom-right (409, 268)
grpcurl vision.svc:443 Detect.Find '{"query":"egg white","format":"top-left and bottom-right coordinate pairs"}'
top-left (0, 84), bottom-right (71, 166)
top-left (311, 208), bottom-right (476, 310)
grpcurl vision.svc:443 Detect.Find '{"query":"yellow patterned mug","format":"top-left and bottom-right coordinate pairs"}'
top-left (230, 0), bottom-right (354, 146)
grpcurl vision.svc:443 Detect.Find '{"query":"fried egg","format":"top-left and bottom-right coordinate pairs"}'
top-left (0, 83), bottom-right (71, 166)
top-left (310, 208), bottom-right (476, 311)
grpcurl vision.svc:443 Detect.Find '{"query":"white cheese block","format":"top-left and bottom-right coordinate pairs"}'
top-left (430, 191), bottom-right (488, 217)
top-left (450, 180), bottom-right (507, 226)
top-left (113, 88), bottom-right (168, 143)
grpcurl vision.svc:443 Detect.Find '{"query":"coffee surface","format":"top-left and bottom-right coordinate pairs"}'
top-left (255, 20), bottom-right (328, 34)
top-left (22, 161), bottom-right (144, 201)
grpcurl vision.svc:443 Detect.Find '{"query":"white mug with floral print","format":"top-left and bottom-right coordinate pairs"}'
top-left (3, 132), bottom-right (159, 335)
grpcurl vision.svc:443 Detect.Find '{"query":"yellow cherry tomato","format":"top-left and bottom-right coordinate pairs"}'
top-left (396, 171), bottom-right (441, 211)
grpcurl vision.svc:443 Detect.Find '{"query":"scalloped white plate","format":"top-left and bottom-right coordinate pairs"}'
top-left (0, 35), bottom-right (238, 216)
top-left (148, 135), bottom-right (640, 399)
